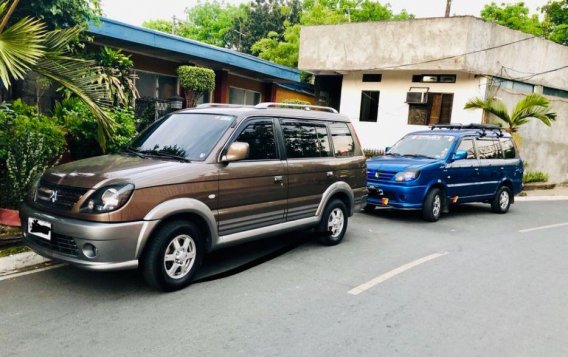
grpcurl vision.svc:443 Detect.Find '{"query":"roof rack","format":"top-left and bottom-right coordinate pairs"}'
top-left (430, 123), bottom-right (503, 137)
top-left (195, 103), bottom-right (255, 109)
top-left (254, 102), bottom-right (338, 113)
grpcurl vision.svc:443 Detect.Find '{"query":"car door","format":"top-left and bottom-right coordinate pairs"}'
top-left (217, 117), bottom-right (287, 236)
top-left (280, 119), bottom-right (333, 221)
top-left (499, 137), bottom-right (523, 193)
top-left (444, 137), bottom-right (481, 202)
top-left (475, 137), bottom-right (503, 197)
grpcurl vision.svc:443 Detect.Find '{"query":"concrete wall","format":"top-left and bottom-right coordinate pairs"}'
top-left (494, 89), bottom-right (568, 183)
top-left (299, 16), bottom-right (568, 90)
top-left (340, 71), bottom-right (487, 149)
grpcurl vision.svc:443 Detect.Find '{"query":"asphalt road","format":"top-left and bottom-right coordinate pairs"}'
top-left (1, 201), bottom-right (568, 357)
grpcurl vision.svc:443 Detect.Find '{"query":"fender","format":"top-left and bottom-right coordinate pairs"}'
top-left (316, 181), bottom-right (355, 216)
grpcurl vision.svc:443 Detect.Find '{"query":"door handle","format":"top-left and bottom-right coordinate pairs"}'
top-left (327, 171), bottom-right (334, 178)
top-left (274, 176), bottom-right (283, 184)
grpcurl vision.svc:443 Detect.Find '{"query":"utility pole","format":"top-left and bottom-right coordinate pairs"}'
top-left (172, 15), bottom-right (177, 35)
top-left (445, 0), bottom-right (452, 17)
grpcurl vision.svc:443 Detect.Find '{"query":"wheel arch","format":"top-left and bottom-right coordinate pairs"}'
top-left (316, 181), bottom-right (355, 217)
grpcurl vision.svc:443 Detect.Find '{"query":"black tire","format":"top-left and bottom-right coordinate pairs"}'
top-left (141, 220), bottom-right (204, 292)
top-left (318, 199), bottom-right (348, 246)
top-left (363, 204), bottom-right (376, 213)
top-left (422, 188), bottom-right (443, 222)
top-left (491, 186), bottom-right (512, 214)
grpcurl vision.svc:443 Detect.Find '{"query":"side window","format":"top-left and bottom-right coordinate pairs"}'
top-left (234, 120), bottom-right (277, 160)
top-left (281, 121), bottom-right (331, 158)
top-left (476, 138), bottom-right (502, 159)
top-left (457, 138), bottom-right (476, 159)
top-left (500, 138), bottom-right (516, 158)
top-left (330, 123), bottom-right (355, 157)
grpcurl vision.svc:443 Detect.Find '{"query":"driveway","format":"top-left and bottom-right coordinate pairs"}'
top-left (1, 201), bottom-right (567, 356)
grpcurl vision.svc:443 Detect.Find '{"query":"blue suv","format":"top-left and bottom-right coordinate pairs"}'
top-left (365, 124), bottom-right (523, 221)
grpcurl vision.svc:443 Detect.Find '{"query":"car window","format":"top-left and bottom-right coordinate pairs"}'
top-left (457, 138), bottom-right (476, 159)
top-left (281, 120), bottom-right (331, 158)
top-left (500, 138), bottom-right (516, 159)
top-left (330, 123), bottom-right (355, 157)
top-left (388, 134), bottom-right (455, 159)
top-left (234, 119), bottom-right (277, 160)
top-left (476, 138), bottom-right (503, 159)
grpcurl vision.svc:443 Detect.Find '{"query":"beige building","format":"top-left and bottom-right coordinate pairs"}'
top-left (299, 16), bottom-right (568, 182)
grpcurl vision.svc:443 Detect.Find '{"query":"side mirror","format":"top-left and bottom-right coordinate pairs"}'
top-left (222, 142), bottom-right (249, 162)
top-left (452, 150), bottom-right (467, 161)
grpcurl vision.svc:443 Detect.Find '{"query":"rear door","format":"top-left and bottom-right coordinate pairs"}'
top-left (280, 119), bottom-right (334, 221)
top-left (499, 137), bottom-right (523, 193)
top-left (217, 118), bottom-right (287, 236)
top-left (475, 137), bottom-right (503, 197)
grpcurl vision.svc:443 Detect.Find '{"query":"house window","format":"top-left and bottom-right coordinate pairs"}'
top-left (412, 74), bottom-right (456, 83)
top-left (408, 93), bottom-right (453, 126)
top-left (229, 87), bottom-right (261, 105)
top-left (494, 77), bottom-right (534, 94)
top-left (136, 71), bottom-right (178, 99)
top-left (543, 86), bottom-right (568, 99)
top-left (359, 91), bottom-right (379, 122)
top-left (362, 74), bottom-right (382, 82)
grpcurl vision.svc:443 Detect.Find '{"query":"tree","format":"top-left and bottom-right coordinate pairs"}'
top-left (177, 66), bottom-right (215, 108)
top-left (95, 47), bottom-right (139, 107)
top-left (9, 0), bottom-right (101, 30)
top-left (541, 0), bottom-right (567, 45)
top-left (252, 0), bottom-right (413, 68)
top-left (0, 0), bottom-right (113, 147)
top-left (464, 93), bottom-right (557, 133)
top-left (142, 19), bottom-right (173, 34)
top-left (480, 2), bottom-right (543, 36)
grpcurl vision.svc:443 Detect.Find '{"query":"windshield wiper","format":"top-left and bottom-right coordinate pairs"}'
top-left (139, 150), bottom-right (191, 163)
top-left (401, 154), bottom-right (435, 159)
top-left (120, 147), bottom-right (146, 159)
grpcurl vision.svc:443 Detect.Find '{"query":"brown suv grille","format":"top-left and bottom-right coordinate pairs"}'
top-left (35, 181), bottom-right (88, 211)
top-left (28, 233), bottom-right (79, 257)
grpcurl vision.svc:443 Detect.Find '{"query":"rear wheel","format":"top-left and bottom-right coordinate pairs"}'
top-left (141, 220), bottom-right (204, 292)
top-left (422, 188), bottom-right (442, 222)
top-left (491, 186), bottom-right (512, 213)
top-left (318, 199), bottom-right (348, 246)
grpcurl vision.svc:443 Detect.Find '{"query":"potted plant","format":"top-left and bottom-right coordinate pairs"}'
top-left (177, 66), bottom-right (216, 108)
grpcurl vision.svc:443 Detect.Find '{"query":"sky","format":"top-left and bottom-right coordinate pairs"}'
top-left (101, 0), bottom-right (550, 26)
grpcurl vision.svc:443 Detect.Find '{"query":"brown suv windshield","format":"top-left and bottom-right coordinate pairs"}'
top-left (130, 113), bottom-right (235, 161)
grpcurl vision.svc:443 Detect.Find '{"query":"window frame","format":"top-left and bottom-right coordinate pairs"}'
top-left (455, 137), bottom-right (478, 160)
top-left (220, 117), bottom-right (282, 162)
top-left (279, 119), bottom-right (333, 160)
top-left (228, 86), bottom-right (262, 106)
top-left (475, 137), bottom-right (504, 160)
top-left (359, 90), bottom-right (380, 122)
top-left (135, 69), bottom-right (179, 99)
top-left (329, 122), bottom-right (357, 158)
top-left (407, 92), bottom-right (454, 126)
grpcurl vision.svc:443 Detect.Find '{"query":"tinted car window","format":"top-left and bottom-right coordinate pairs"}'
top-left (457, 138), bottom-right (476, 159)
top-left (330, 123), bottom-right (355, 157)
top-left (281, 121), bottom-right (331, 158)
top-left (500, 138), bottom-right (516, 158)
top-left (235, 120), bottom-right (277, 160)
top-left (476, 138), bottom-right (502, 159)
top-left (131, 113), bottom-right (234, 161)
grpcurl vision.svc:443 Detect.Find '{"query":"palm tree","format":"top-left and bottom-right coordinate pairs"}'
top-left (464, 93), bottom-right (557, 133)
top-left (0, 0), bottom-right (114, 147)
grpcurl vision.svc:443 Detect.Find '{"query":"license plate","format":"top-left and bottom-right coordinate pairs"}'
top-left (28, 217), bottom-right (51, 240)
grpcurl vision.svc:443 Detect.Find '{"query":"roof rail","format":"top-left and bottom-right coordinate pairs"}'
top-left (195, 103), bottom-right (255, 109)
top-left (255, 102), bottom-right (338, 113)
top-left (430, 123), bottom-right (503, 136)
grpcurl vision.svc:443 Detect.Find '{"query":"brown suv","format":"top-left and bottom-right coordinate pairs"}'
top-left (20, 103), bottom-right (367, 291)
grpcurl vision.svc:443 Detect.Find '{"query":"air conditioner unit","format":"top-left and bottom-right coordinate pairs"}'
top-left (406, 91), bottom-right (428, 104)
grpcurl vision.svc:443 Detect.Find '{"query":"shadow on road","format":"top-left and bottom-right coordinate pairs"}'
top-left (361, 203), bottom-right (501, 222)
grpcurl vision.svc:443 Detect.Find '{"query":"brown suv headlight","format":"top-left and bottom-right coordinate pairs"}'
top-left (81, 184), bottom-right (134, 213)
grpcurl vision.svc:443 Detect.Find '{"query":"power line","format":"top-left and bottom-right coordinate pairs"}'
top-left (382, 36), bottom-right (537, 70)
top-left (513, 65), bottom-right (568, 81)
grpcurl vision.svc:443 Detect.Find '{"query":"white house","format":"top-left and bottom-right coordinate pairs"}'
top-left (299, 16), bottom-right (568, 182)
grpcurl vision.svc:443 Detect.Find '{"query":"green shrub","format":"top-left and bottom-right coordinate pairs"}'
top-left (523, 171), bottom-right (549, 184)
top-left (364, 148), bottom-right (384, 158)
top-left (281, 99), bottom-right (311, 105)
top-left (0, 100), bottom-right (66, 209)
top-left (55, 98), bottom-right (137, 158)
top-left (177, 66), bottom-right (215, 108)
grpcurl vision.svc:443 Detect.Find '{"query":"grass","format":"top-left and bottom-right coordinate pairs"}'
top-left (523, 171), bottom-right (549, 184)
top-left (0, 245), bottom-right (29, 258)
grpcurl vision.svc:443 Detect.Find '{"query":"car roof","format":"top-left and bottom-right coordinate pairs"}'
top-left (175, 103), bottom-right (351, 123)
top-left (410, 125), bottom-right (511, 138)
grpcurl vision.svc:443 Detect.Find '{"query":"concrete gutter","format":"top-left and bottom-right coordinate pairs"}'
top-left (0, 252), bottom-right (52, 278)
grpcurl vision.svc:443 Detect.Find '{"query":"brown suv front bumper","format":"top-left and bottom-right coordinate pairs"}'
top-left (20, 203), bottom-right (157, 271)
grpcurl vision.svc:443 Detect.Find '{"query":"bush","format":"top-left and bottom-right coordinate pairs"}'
top-left (54, 98), bottom-right (137, 159)
top-left (363, 148), bottom-right (384, 158)
top-left (523, 171), bottom-right (549, 184)
top-left (0, 100), bottom-right (66, 209)
top-left (177, 66), bottom-right (215, 108)
top-left (281, 99), bottom-right (311, 105)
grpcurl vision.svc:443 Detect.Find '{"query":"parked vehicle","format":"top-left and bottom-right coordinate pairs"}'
top-left (365, 124), bottom-right (523, 221)
top-left (20, 103), bottom-right (367, 291)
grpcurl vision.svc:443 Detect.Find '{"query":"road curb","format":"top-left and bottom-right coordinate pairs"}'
top-left (516, 196), bottom-right (568, 202)
top-left (0, 251), bottom-right (51, 277)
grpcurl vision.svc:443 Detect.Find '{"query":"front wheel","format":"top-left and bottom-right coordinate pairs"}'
top-left (141, 220), bottom-right (204, 292)
top-left (422, 188), bottom-right (442, 222)
top-left (318, 199), bottom-right (348, 246)
top-left (491, 186), bottom-right (512, 213)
